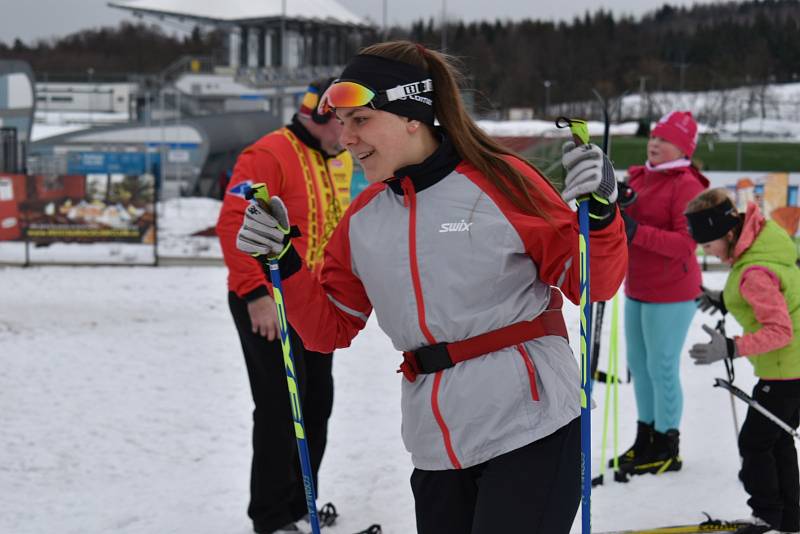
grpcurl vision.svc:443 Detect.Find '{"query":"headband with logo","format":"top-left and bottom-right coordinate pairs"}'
top-left (333, 54), bottom-right (435, 125)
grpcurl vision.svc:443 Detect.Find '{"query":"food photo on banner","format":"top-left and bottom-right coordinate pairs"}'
top-left (0, 172), bottom-right (157, 264)
top-left (22, 174), bottom-right (156, 245)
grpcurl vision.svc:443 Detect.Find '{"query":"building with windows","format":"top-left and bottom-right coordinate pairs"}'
top-left (30, 112), bottom-right (280, 198)
top-left (109, 0), bottom-right (375, 121)
top-left (0, 61), bottom-right (35, 172)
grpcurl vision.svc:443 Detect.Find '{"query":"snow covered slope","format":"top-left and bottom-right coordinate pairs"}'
top-left (0, 267), bottom-right (770, 533)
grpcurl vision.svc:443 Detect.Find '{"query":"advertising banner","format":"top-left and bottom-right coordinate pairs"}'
top-left (0, 173), bottom-right (155, 245)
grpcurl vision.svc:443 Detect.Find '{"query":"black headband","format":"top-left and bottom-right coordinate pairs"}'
top-left (685, 198), bottom-right (742, 244)
top-left (338, 54), bottom-right (435, 125)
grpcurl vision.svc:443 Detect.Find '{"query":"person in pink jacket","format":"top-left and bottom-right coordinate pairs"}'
top-left (612, 111), bottom-right (709, 476)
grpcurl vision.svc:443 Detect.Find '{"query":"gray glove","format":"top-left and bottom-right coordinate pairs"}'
top-left (236, 196), bottom-right (292, 258)
top-left (561, 142), bottom-right (618, 204)
top-left (688, 324), bottom-right (739, 365)
top-left (696, 286), bottom-right (727, 315)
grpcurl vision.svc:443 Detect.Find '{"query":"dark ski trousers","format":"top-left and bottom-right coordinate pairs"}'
top-left (411, 416), bottom-right (581, 534)
top-left (738, 379), bottom-right (800, 532)
top-left (228, 292), bottom-right (334, 533)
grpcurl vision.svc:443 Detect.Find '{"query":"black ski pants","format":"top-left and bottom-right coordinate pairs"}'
top-left (738, 379), bottom-right (800, 532)
top-left (228, 292), bottom-right (334, 533)
top-left (411, 416), bottom-right (581, 534)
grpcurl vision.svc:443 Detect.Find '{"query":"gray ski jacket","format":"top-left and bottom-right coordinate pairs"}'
top-left (279, 137), bottom-right (627, 470)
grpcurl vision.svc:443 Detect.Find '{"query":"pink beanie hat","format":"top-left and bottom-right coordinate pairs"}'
top-left (651, 111), bottom-right (698, 157)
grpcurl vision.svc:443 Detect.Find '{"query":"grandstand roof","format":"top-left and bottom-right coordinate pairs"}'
top-left (108, 0), bottom-right (369, 27)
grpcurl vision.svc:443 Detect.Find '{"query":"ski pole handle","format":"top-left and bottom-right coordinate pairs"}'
top-left (556, 116), bottom-right (590, 147)
top-left (249, 182), bottom-right (270, 206)
top-left (243, 183), bottom-right (272, 259)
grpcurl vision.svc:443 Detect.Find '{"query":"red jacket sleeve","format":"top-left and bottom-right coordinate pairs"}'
top-left (631, 176), bottom-right (704, 259)
top-left (461, 159), bottom-right (628, 305)
top-left (736, 266), bottom-right (794, 356)
top-left (216, 146), bottom-right (286, 299)
top-left (280, 187), bottom-right (379, 353)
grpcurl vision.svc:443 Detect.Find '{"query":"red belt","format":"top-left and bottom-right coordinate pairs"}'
top-left (398, 291), bottom-right (568, 382)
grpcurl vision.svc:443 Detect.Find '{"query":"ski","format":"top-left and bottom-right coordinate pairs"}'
top-left (594, 514), bottom-right (747, 534)
top-left (594, 525), bottom-right (742, 534)
top-left (300, 503), bottom-right (381, 534)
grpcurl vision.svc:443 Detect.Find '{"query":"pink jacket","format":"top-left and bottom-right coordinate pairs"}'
top-left (733, 203), bottom-right (794, 356)
top-left (624, 161), bottom-right (709, 302)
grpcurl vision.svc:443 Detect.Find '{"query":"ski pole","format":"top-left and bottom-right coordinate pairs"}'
top-left (716, 317), bottom-right (740, 443)
top-left (714, 378), bottom-right (800, 441)
top-left (589, 89), bottom-right (610, 383)
top-left (592, 293), bottom-right (621, 488)
top-left (246, 183), bottom-right (322, 534)
top-left (593, 294), bottom-right (613, 487)
top-left (556, 115), bottom-right (593, 534)
top-left (610, 293), bottom-right (620, 475)
top-left (591, 302), bottom-right (606, 380)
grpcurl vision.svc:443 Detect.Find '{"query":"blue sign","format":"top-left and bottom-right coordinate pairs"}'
top-left (67, 152), bottom-right (161, 175)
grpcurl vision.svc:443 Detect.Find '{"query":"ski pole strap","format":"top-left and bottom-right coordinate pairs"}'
top-left (398, 291), bottom-right (567, 382)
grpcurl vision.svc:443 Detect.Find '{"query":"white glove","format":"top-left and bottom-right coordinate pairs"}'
top-left (561, 142), bottom-right (618, 204)
top-left (236, 196), bottom-right (292, 258)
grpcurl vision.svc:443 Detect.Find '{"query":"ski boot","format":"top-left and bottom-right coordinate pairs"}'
top-left (626, 428), bottom-right (682, 476)
top-left (300, 502), bottom-right (338, 529)
top-left (608, 421), bottom-right (653, 470)
top-left (258, 522), bottom-right (309, 534)
top-left (733, 515), bottom-right (780, 533)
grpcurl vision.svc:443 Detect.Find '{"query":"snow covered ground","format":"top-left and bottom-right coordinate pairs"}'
top-left (1, 263), bottom-right (771, 534)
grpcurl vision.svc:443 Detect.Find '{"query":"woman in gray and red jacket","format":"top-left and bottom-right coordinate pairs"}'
top-left (237, 41), bottom-right (627, 534)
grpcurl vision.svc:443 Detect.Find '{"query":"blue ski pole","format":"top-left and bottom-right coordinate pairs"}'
top-left (556, 116), bottom-right (593, 534)
top-left (247, 183), bottom-right (322, 534)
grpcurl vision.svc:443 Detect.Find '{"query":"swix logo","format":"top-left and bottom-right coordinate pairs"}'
top-left (439, 219), bottom-right (473, 233)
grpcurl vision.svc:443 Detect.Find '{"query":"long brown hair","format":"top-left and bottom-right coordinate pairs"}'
top-left (359, 41), bottom-right (556, 217)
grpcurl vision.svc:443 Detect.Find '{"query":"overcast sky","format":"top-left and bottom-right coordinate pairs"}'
top-left (1, 0), bottom-right (726, 44)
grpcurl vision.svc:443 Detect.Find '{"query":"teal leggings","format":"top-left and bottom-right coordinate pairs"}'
top-left (624, 298), bottom-right (696, 433)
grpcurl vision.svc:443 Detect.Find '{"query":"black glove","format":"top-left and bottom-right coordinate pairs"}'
top-left (696, 286), bottom-right (727, 315)
top-left (617, 181), bottom-right (638, 208)
top-left (621, 211), bottom-right (638, 243)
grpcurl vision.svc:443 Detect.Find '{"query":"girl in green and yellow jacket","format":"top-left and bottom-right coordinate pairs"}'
top-left (685, 187), bottom-right (800, 534)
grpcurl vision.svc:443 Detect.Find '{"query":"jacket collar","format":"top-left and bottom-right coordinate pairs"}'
top-left (386, 132), bottom-right (461, 195)
top-left (287, 114), bottom-right (340, 159)
top-left (733, 202), bottom-right (766, 260)
top-left (645, 158), bottom-right (692, 172)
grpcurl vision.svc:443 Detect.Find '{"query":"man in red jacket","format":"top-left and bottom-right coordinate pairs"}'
top-left (216, 78), bottom-right (352, 534)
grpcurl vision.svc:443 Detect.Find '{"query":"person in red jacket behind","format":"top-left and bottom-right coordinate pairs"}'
top-left (235, 41), bottom-right (627, 534)
top-left (611, 111), bottom-right (709, 477)
top-left (216, 78), bottom-right (352, 534)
